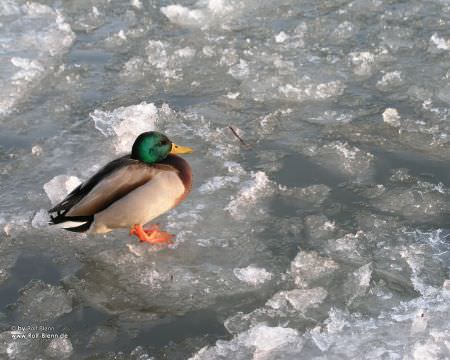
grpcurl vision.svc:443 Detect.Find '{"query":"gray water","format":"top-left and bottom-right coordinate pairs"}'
top-left (0, 0), bottom-right (449, 359)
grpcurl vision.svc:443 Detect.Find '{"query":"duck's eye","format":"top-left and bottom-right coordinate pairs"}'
top-left (160, 139), bottom-right (169, 146)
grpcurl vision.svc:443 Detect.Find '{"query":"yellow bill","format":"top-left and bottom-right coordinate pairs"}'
top-left (170, 143), bottom-right (193, 154)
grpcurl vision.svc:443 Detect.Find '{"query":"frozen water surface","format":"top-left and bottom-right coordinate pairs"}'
top-left (0, 0), bottom-right (449, 358)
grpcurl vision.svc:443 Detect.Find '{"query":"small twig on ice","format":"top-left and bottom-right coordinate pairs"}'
top-left (229, 125), bottom-right (252, 149)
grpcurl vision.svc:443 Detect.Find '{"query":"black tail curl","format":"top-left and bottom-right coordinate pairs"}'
top-left (48, 210), bottom-right (93, 233)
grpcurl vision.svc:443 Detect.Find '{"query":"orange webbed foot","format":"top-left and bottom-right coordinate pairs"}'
top-left (130, 224), bottom-right (174, 244)
top-left (142, 223), bottom-right (160, 235)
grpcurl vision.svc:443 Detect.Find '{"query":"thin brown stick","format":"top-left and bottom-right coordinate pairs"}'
top-left (229, 125), bottom-right (252, 149)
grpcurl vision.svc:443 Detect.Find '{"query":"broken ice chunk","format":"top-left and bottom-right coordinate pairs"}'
top-left (31, 209), bottom-right (50, 229)
top-left (275, 31), bottom-right (289, 43)
top-left (233, 266), bottom-right (272, 286)
top-left (411, 339), bottom-right (445, 360)
top-left (278, 184), bottom-right (331, 208)
top-left (332, 21), bottom-right (356, 41)
top-left (31, 145), bottom-right (43, 156)
top-left (327, 231), bottom-right (366, 258)
top-left (160, 5), bottom-right (206, 27)
top-left (309, 308), bottom-right (350, 352)
top-left (344, 263), bottom-right (373, 306)
top-left (349, 51), bottom-right (375, 76)
top-left (301, 141), bottom-right (375, 182)
top-left (226, 171), bottom-right (274, 219)
top-left (305, 215), bottom-right (338, 242)
top-left (246, 325), bottom-right (300, 352)
top-left (45, 338), bottom-right (73, 359)
top-left (377, 71), bottom-right (402, 90)
top-left (0, 251), bottom-right (18, 286)
top-left (130, 0), bottom-right (143, 9)
top-left (44, 175), bottom-right (82, 205)
top-left (410, 309), bottom-right (428, 335)
top-left (290, 251), bottom-right (339, 288)
top-left (190, 324), bottom-right (303, 360)
top-left (430, 33), bottom-right (450, 51)
top-left (307, 285), bottom-right (450, 358)
top-left (228, 59), bottom-right (249, 80)
top-left (266, 288), bottom-right (328, 313)
top-left (161, 0), bottom-right (235, 28)
top-left (370, 179), bottom-right (450, 222)
top-left (17, 280), bottom-right (73, 322)
top-left (175, 47), bottom-right (196, 59)
top-left (89, 102), bottom-right (158, 153)
top-left (383, 108), bottom-right (401, 127)
top-left (0, 2), bottom-right (75, 115)
top-left (225, 283), bottom-right (330, 336)
top-left (87, 326), bottom-right (118, 348)
top-left (278, 80), bottom-right (345, 102)
top-left (198, 175), bottom-right (240, 194)
top-left (0, 330), bottom-right (35, 359)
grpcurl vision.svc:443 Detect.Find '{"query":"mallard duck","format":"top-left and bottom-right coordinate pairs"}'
top-left (48, 131), bottom-right (192, 244)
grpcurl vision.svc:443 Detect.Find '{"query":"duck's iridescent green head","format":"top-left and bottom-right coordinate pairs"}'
top-left (131, 131), bottom-right (192, 164)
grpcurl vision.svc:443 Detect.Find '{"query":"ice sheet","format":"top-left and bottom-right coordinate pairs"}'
top-left (16, 280), bottom-right (73, 322)
top-left (0, 0), bottom-right (449, 358)
top-left (0, 1), bottom-right (75, 115)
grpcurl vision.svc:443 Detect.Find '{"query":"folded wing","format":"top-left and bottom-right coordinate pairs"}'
top-left (48, 156), bottom-right (158, 231)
